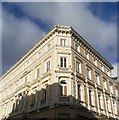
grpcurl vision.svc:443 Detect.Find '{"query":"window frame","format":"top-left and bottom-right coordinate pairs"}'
top-left (95, 73), bottom-right (100, 85)
top-left (47, 43), bottom-right (51, 51)
top-left (60, 80), bottom-right (67, 96)
top-left (85, 51), bottom-right (89, 60)
top-left (76, 61), bottom-right (82, 74)
top-left (60, 57), bottom-right (67, 68)
top-left (60, 39), bottom-right (66, 46)
top-left (86, 67), bottom-right (92, 80)
top-left (46, 61), bottom-right (50, 72)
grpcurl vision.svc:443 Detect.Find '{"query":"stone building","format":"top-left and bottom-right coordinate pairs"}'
top-left (0, 25), bottom-right (119, 120)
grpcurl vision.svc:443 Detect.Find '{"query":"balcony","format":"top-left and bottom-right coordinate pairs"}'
top-left (59, 96), bottom-right (70, 103)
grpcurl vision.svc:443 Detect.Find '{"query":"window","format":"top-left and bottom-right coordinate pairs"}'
top-left (98, 94), bottom-right (104, 109)
top-left (115, 89), bottom-right (118, 96)
top-left (37, 52), bottom-right (41, 59)
top-left (76, 61), bottom-right (82, 74)
top-left (60, 57), bottom-right (67, 68)
top-left (89, 89), bottom-right (95, 107)
top-left (94, 58), bottom-right (97, 66)
top-left (60, 39), bottom-right (66, 46)
top-left (77, 84), bottom-right (85, 102)
top-left (98, 94), bottom-right (101, 109)
top-left (89, 89), bottom-right (92, 105)
top-left (107, 98), bottom-right (111, 112)
top-left (101, 64), bottom-right (104, 72)
top-left (85, 51), bottom-right (89, 60)
top-left (47, 43), bottom-right (51, 51)
top-left (110, 84), bottom-right (113, 94)
top-left (60, 81), bottom-right (67, 96)
top-left (95, 73), bottom-right (100, 85)
top-left (76, 44), bottom-right (80, 52)
top-left (42, 85), bottom-right (48, 101)
top-left (36, 68), bottom-right (40, 78)
top-left (113, 101), bottom-right (118, 115)
top-left (107, 69), bottom-right (110, 76)
top-left (46, 61), bottom-right (50, 72)
top-left (103, 79), bottom-right (107, 90)
top-left (30, 90), bottom-right (36, 107)
top-left (86, 67), bottom-right (91, 80)
top-left (77, 85), bottom-right (81, 100)
top-left (91, 90), bottom-right (95, 106)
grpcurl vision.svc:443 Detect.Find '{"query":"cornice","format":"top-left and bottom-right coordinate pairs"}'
top-left (0, 26), bottom-right (57, 80)
top-left (70, 27), bottom-right (114, 70)
top-left (0, 25), bottom-right (114, 81)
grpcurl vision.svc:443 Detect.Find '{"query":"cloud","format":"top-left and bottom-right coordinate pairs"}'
top-left (2, 2), bottom-right (117, 76)
top-left (112, 63), bottom-right (119, 78)
top-left (2, 8), bottom-right (46, 74)
top-left (18, 2), bottom-right (117, 63)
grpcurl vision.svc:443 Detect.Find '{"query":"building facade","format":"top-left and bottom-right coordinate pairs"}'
top-left (0, 25), bottom-right (119, 120)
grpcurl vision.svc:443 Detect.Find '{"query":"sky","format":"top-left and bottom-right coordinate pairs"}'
top-left (1, 2), bottom-right (118, 78)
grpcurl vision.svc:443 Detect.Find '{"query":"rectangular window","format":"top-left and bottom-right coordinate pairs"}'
top-left (107, 99), bottom-right (111, 112)
top-left (47, 43), bottom-right (51, 51)
top-left (36, 68), bottom-right (39, 78)
top-left (37, 51), bottom-right (41, 59)
top-left (98, 94), bottom-right (101, 109)
top-left (76, 44), bottom-right (80, 52)
top-left (110, 84), bottom-right (113, 94)
top-left (60, 39), bottom-right (66, 46)
top-left (89, 89), bottom-right (92, 105)
top-left (46, 61), bottom-right (50, 72)
top-left (95, 73), bottom-right (100, 85)
top-left (115, 89), bottom-right (118, 96)
top-left (94, 58), bottom-right (97, 66)
top-left (86, 67), bottom-right (91, 80)
top-left (77, 85), bottom-right (81, 100)
top-left (42, 89), bottom-right (46, 101)
top-left (60, 57), bottom-right (67, 68)
top-left (85, 51), bottom-right (89, 60)
top-left (101, 64), bottom-right (104, 72)
top-left (107, 69), bottom-right (110, 76)
top-left (103, 79), bottom-right (107, 90)
top-left (76, 62), bottom-right (82, 74)
top-left (60, 85), bottom-right (67, 96)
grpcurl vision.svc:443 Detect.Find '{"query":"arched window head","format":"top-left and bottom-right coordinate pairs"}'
top-left (60, 80), bottom-right (67, 84)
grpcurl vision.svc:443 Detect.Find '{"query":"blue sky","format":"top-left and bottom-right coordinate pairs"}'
top-left (1, 2), bottom-right (118, 77)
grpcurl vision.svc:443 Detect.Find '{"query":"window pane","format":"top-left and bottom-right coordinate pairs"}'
top-left (64, 58), bottom-right (66, 67)
top-left (60, 39), bottom-right (66, 46)
top-left (36, 68), bottom-right (39, 78)
top-left (78, 85), bottom-right (81, 100)
top-left (60, 57), bottom-right (67, 68)
top-left (64, 86), bottom-right (67, 96)
top-left (89, 89), bottom-right (92, 105)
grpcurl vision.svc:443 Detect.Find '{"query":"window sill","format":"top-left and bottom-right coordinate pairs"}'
top-left (59, 67), bottom-right (69, 70)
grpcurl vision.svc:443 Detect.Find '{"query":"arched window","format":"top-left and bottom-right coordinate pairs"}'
top-left (60, 80), bottom-right (67, 96)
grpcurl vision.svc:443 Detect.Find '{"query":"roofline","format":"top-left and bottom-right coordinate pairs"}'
top-left (0, 25), bottom-right (114, 80)
top-left (0, 26), bottom-right (58, 80)
top-left (70, 26), bottom-right (114, 70)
